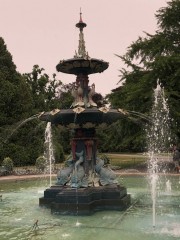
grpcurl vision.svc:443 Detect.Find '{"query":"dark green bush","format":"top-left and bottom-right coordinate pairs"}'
top-left (35, 156), bottom-right (46, 171)
top-left (2, 157), bottom-right (14, 172)
top-left (54, 142), bottom-right (65, 163)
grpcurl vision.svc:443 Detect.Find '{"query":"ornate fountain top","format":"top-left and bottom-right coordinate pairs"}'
top-left (56, 12), bottom-right (109, 75)
top-left (74, 10), bottom-right (89, 59)
top-left (40, 11), bottom-right (130, 126)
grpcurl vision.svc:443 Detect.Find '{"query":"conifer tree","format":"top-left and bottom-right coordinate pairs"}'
top-left (0, 37), bottom-right (33, 125)
top-left (107, 0), bottom-right (180, 150)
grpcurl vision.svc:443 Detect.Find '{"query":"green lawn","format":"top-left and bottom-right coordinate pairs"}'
top-left (13, 153), bottom-right (173, 174)
top-left (100, 153), bottom-right (147, 169)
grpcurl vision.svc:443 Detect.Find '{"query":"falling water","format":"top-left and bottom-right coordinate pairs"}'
top-left (146, 80), bottom-right (171, 228)
top-left (166, 180), bottom-right (172, 193)
top-left (44, 122), bottom-right (55, 186)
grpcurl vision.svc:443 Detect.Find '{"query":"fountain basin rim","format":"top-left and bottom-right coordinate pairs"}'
top-left (56, 58), bottom-right (109, 75)
top-left (39, 108), bottom-right (126, 127)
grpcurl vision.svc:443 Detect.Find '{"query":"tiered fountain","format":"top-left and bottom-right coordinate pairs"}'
top-left (39, 12), bottom-right (131, 215)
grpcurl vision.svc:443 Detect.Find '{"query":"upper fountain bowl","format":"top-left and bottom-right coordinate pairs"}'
top-left (56, 58), bottom-right (109, 75)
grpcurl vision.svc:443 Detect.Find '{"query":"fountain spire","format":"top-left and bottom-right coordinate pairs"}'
top-left (75, 9), bottom-right (89, 59)
top-left (56, 9), bottom-right (108, 75)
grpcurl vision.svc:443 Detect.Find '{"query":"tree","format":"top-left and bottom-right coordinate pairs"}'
top-left (24, 65), bottom-right (64, 113)
top-left (0, 38), bottom-right (79, 165)
top-left (107, 0), bottom-right (180, 151)
top-left (0, 37), bottom-right (38, 166)
top-left (0, 37), bottom-right (33, 126)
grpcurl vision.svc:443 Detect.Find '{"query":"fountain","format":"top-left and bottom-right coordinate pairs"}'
top-left (0, 11), bottom-right (180, 239)
top-left (39, 12), bottom-right (131, 214)
top-left (0, 77), bottom-right (179, 237)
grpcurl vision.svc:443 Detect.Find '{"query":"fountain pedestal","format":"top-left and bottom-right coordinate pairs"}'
top-left (39, 185), bottom-right (130, 215)
top-left (39, 126), bottom-right (131, 214)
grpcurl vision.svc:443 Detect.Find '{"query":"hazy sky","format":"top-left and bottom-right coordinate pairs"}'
top-left (0, 0), bottom-right (168, 95)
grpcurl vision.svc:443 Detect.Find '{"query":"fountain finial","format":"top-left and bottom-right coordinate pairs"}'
top-left (76, 8), bottom-right (87, 29)
top-left (75, 9), bottom-right (89, 59)
top-left (79, 8), bottom-right (83, 22)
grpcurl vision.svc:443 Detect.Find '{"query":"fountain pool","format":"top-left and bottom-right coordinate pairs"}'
top-left (0, 175), bottom-right (180, 240)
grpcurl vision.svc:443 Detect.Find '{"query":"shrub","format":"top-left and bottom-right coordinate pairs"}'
top-left (2, 157), bottom-right (14, 172)
top-left (54, 143), bottom-right (65, 163)
top-left (35, 156), bottom-right (46, 171)
top-left (0, 143), bottom-right (30, 167)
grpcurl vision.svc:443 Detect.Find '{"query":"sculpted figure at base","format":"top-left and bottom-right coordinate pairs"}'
top-left (56, 156), bottom-right (74, 185)
top-left (56, 128), bottom-right (117, 188)
top-left (95, 158), bottom-right (117, 186)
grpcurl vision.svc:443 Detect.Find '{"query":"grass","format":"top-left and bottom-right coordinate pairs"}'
top-left (12, 153), bottom-right (149, 173)
top-left (10, 153), bottom-right (173, 176)
top-left (102, 153), bottom-right (147, 169)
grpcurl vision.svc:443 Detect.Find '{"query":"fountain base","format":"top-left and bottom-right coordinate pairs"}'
top-left (39, 184), bottom-right (131, 215)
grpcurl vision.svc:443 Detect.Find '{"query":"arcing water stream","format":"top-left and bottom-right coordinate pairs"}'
top-left (0, 113), bottom-right (41, 143)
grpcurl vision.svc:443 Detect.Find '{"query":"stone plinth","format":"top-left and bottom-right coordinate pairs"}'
top-left (39, 185), bottom-right (131, 215)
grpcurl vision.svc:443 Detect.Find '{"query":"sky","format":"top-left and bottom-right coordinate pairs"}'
top-left (0, 0), bottom-right (168, 95)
